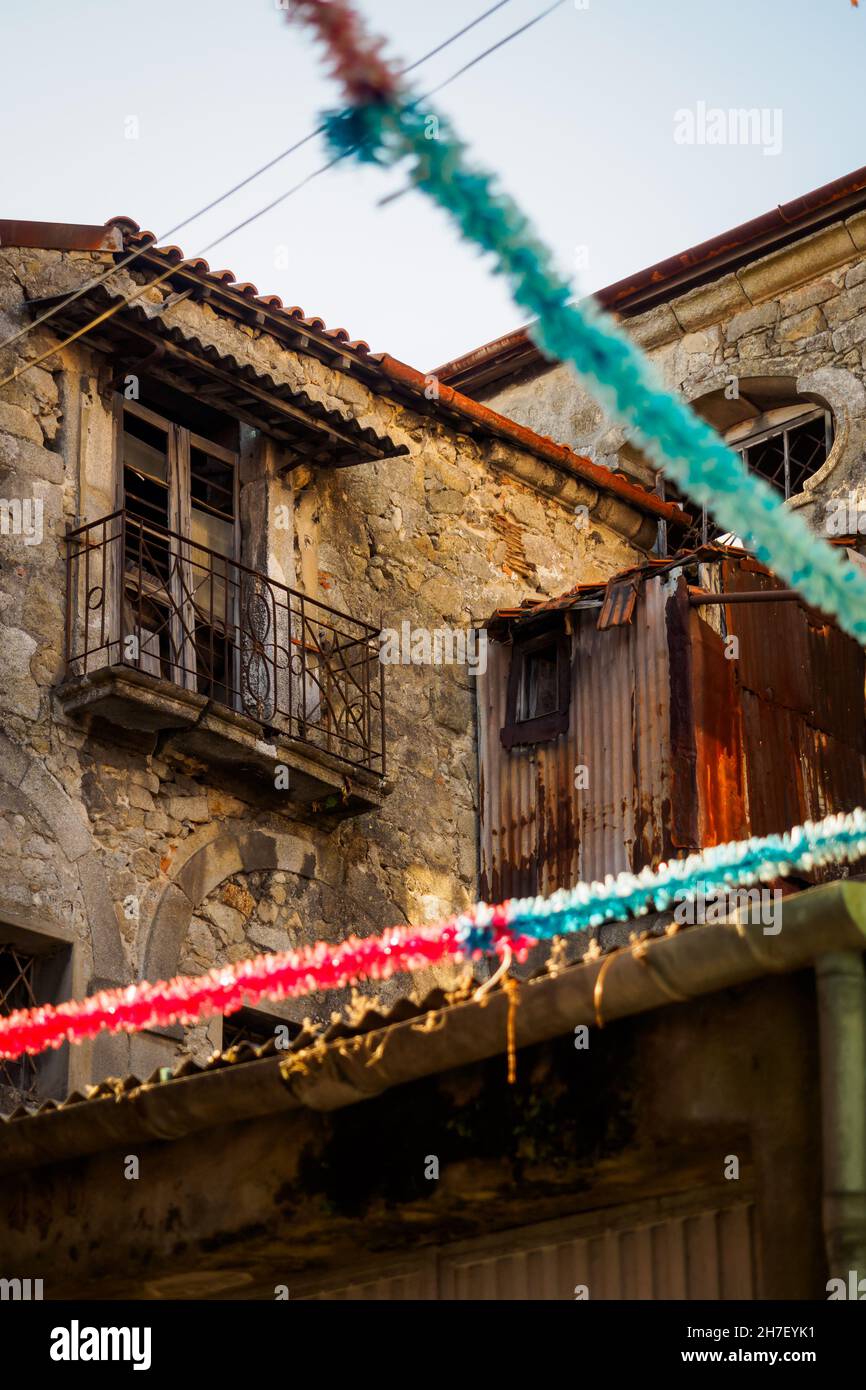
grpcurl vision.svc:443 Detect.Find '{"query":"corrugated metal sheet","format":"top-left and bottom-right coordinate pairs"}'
top-left (310, 1200), bottom-right (758, 1300)
top-left (478, 571), bottom-right (679, 901)
top-left (721, 561), bottom-right (866, 875)
top-left (479, 556), bottom-right (866, 899)
top-left (442, 1206), bottom-right (757, 1301)
top-left (690, 607), bottom-right (749, 846)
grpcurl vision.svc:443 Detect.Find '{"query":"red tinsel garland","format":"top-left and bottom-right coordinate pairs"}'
top-left (0, 915), bottom-right (528, 1061)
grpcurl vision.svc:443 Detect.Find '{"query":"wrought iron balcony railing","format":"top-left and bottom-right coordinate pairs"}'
top-left (64, 509), bottom-right (385, 776)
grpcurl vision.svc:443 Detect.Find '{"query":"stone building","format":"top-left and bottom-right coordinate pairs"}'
top-left (2, 171), bottom-right (866, 1302)
top-left (0, 215), bottom-right (675, 1111)
top-left (436, 164), bottom-right (866, 541)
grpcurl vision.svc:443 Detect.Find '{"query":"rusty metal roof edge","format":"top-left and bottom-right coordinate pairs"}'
top-left (3, 881), bottom-right (865, 1173)
top-left (483, 544), bottom-right (747, 631)
top-left (0, 219), bottom-right (123, 253)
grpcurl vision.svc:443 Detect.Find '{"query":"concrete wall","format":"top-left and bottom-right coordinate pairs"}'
top-left (0, 246), bottom-right (646, 1097)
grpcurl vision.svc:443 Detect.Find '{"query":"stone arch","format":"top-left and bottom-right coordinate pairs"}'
top-left (685, 366), bottom-right (865, 505)
top-left (791, 366), bottom-right (866, 504)
top-left (139, 821), bottom-right (336, 982)
top-left (0, 732), bottom-right (126, 984)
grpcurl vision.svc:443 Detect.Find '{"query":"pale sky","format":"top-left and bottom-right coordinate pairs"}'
top-left (1, 0), bottom-right (863, 368)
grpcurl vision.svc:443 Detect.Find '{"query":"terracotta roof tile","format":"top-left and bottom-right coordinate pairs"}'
top-left (105, 214), bottom-right (373, 357)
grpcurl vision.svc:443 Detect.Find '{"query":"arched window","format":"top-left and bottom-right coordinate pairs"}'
top-left (661, 378), bottom-right (835, 552)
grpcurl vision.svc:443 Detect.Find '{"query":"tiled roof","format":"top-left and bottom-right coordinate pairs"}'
top-left (433, 164), bottom-right (866, 395)
top-left (0, 215), bottom-right (689, 525)
top-left (3, 877), bottom-right (853, 1177)
top-left (107, 215), bottom-right (374, 355)
top-left (28, 279), bottom-right (408, 464)
top-left (0, 907), bottom-right (671, 1134)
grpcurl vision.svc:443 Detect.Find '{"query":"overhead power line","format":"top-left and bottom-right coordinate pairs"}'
top-left (0, 0), bottom-right (566, 389)
top-left (0, 0), bottom-right (515, 362)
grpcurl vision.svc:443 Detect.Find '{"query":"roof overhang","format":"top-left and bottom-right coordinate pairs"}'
top-left (2, 217), bottom-right (686, 526)
top-left (26, 284), bottom-right (409, 468)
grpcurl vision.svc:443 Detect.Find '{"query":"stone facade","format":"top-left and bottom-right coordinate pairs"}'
top-left (481, 216), bottom-right (866, 532)
top-left (0, 236), bottom-right (653, 1103)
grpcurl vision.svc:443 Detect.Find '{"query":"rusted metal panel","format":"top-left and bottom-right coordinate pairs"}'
top-left (628, 569), bottom-right (677, 869)
top-left (597, 571), bottom-right (642, 629)
top-left (690, 609), bottom-right (749, 847)
top-left (0, 219), bottom-right (123, 252)
top-left (478, 572), bottom-right (677, 900)
top-left (722, 560), bottom-right (866, 749)
top-left (721, 559), bottom-right (866, 878)
top-left (479, 554), bottom-right (866, 901)
top-left (666, 576), bottom-right (699, 852)
top-left (574, 618), bottom-right (631, 882)
top-left (740, 693), bottom-right (866, 881)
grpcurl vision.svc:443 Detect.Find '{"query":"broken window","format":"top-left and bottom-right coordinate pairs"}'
top-left (662, 402), bottom-right (834, 553)
top-left (0, 932), bottom-right (71, 1110)
top-left (0, 944), bottom-right (38, 1097)
top-left (501, 627), bottom-right (571, 748)
top-left (120, 393), bottom-right (239, 702)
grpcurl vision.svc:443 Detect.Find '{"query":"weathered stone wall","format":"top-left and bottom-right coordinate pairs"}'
top-left (0, 245), bottom-right (646, 1094)
top-left (482, 219), bottom-right (866, 530)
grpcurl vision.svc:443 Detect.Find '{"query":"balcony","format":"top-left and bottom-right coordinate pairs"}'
top-left (58, 510), bottom-right (388, 814)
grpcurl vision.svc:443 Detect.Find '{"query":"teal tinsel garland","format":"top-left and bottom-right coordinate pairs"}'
top-left (500, 809), bottom-right (866, 940)
top-left (321, 102), bottom-right (866, 646)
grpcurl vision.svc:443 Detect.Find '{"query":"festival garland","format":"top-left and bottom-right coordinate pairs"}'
top-left (1, 808), bottom-right (864, 1061)
top-left (2, 6), bottom-right (865, 1063)
top-left (284, 0), bottom-right (866, 648)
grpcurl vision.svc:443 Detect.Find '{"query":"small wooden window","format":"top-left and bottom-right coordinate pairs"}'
top-left (0, 944), bottom-right (38, 1097)
top-left (501, 628), bottom-right (571, 748)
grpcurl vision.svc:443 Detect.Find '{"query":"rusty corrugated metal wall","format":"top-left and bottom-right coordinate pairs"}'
top-left (717, 558), bottom-right (866, 861)
top-left (478, 572), bottom-right (680, 901)
top-left (693, 559), bottom-right (866, 873)
top-left (479, 559), bottom-right (866, 899)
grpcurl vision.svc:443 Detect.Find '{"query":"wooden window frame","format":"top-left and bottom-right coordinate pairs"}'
top-left (500, 625), bottom-right (571, 749)
top-left (116, 397), bottom-right (240, 552)
top-left (115, 396), bottom-right (241, 696)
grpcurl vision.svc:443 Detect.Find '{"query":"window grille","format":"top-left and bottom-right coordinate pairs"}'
top-left (662, 407), bottom-right (834, 553)
top-left (0, 944), bottom-right (38, 1095)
